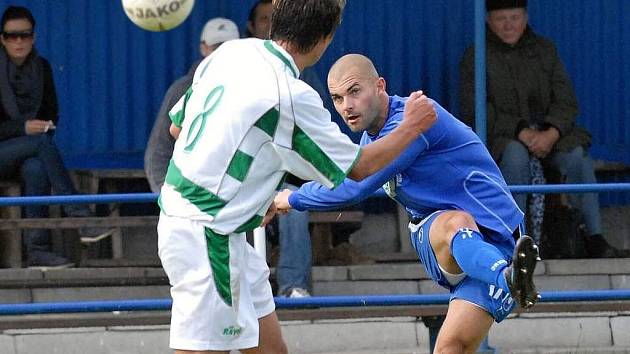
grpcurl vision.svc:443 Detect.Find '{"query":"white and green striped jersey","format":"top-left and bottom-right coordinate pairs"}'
top-left (159, 38), bottom-right (362, 235)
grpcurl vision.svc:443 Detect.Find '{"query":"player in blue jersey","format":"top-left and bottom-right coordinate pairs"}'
top-left (273, 54), bottom-right (541, 353)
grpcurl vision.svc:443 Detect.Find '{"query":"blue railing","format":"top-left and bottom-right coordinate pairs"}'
top-left (1, 183), bottom-right (629, 207)
top-left (1, 290), bottom-right (629, 316)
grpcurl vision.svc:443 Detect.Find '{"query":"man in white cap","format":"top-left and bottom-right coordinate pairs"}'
top-left (145, 17), bottom-right (239, 193)
top-left (199, 17), bottom-right (239, 57)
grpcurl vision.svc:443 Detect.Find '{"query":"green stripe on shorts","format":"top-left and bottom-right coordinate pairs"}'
top-left (205, 227), bottom-right (232, 306)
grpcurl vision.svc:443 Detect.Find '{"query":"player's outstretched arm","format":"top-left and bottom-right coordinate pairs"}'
top-left (347, 91), bottom-right (436, 181)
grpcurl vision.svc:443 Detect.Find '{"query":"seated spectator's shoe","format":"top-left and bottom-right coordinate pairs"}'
top-left (586, 234), bottom-right (629, 258)
top-left (65, 207), bottom-right (116, 243)
top-left (27, 251), bottom-right (74, 269)
top-left (79, 226), bottom-right (115, 244)
top-left (283, 287), bottom-right (311, 298)
top-left (504, 235), bottom-right (540, 309)
top-left (329, 242), bottom-right (375, 266)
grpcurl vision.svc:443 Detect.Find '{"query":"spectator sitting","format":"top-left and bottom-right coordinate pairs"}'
top-left (0, 6), bottom-right (113, 268)
top-left (458, 0), bottom-right (626, 258)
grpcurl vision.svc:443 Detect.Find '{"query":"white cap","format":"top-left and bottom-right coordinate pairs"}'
top-left (200, 17), bottom-right (239, 46)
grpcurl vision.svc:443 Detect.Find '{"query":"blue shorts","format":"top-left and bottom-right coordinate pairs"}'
top-left (408, 210), bottom-right (516, 322)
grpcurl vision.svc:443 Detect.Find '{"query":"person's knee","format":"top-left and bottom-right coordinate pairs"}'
top-left (443, 211), bottom-right (477, 236)
top-left (434, 339), bottom-right (467, 354)
top-left (435, 331), bottom-right (483, 354)
top-left (500, 140), bottom-right (530, 170)
top-left (432, 211), bottom-right (478, 254)
top-left (21, 158), bottom-right (45, 175)
top-left (34, 134), bottom-right (59, 152)
top-left (559, 146), bottom-right (593, 178)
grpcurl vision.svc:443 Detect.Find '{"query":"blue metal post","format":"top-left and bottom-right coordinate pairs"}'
top-left (475, 0), bottom-right (493, 351)
top-left (474, 0), bottom-right (487, 144)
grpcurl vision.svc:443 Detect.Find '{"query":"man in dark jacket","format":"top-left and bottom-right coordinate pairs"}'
top-left (0, 6), bottom-right (112, 267)
top-left (459, 0), bottom-right (625, 258)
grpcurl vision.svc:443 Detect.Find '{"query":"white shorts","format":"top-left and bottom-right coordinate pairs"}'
top-left (158, 212), bottom-right (275, 351)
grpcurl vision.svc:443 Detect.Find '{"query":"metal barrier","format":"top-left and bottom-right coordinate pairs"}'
top-left (3, 183), bottom-right (628, 260)
top-left (1, 289), bottom-right (630, 316)
top-left (1, 290), bottom-right (629, 354)
top-left (1, 183), bottom-right (630, 207)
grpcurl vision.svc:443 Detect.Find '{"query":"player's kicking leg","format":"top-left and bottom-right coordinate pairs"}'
top-left (429, 211), bottom-right (540, 308)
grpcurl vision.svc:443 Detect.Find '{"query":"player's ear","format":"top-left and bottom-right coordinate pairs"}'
top-left (200, 42), bottom-right (212, 57)
top-left (376, 77), bottom-right (386, 93)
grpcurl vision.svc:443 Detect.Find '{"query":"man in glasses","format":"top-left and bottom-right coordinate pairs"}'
top-left (0, 6), bottom-right (112, 268)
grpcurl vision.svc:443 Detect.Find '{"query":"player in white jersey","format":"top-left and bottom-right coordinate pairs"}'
top-left (157, 1), bottom-right (437, 353)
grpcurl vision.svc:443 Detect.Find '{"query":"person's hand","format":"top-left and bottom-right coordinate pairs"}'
top-left (261, 193), bottom-right (291, 227)
top-left (273, 189), bottom-right (293, 212)
top-left (169, 123), bottom-right (181, 139)
top-left (25, 120), bottom-right (55, 135)
top-left (517, 127), bottom-right (536, 147)
top-left (526, 128), bottom-right (559, 158)
top-left (261, 202), bottom-right (279, 227)
top-left (402, 90), bottom-right (437, 134)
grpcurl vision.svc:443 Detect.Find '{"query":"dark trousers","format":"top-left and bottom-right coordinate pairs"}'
top-left (0, 134), bottom-right (86, 253)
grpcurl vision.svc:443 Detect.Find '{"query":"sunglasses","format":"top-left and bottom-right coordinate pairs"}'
top-left (1, 31), bottom-right (34, 41)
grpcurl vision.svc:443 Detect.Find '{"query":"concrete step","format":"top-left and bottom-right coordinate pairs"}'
top-left (1, 204), bottom-right (627, 353)
top-left (506, 349), bottom-right (630, 354)
top-left (2, 318), bottom-right (630, 354)
top-left (1, 260), bottom-right (629, 353)
top-left (0, 258), bottom-right (629, 304)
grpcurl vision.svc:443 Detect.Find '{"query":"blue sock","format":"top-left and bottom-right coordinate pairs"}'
top-left (450, 228), bottom-right (509, 292)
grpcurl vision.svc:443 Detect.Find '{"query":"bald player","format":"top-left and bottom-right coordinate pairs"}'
top-left (274, 54), bottom-right (541, 353)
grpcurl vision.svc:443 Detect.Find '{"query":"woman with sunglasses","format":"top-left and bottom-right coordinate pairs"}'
top-left (0, 6), bottom-right (112, 268)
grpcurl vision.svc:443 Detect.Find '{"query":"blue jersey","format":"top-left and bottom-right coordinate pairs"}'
top-left (289, 95), bottom-right (524, 237)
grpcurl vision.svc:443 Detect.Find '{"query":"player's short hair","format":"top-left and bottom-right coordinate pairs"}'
top-left (1, 6), bottom-right (36, 31)
top-left (270, 0), bottom-right (345, 54)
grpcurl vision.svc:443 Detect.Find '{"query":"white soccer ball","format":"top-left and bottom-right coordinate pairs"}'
top-left (122, 0), bottom-right (195, 32)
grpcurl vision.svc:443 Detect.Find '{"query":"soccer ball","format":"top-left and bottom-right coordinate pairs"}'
top-left (122, 0), bottom-right (195, 32)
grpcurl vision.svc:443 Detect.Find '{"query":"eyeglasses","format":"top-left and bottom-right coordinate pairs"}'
top-left (1, 31), bottom-right (34, 41)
